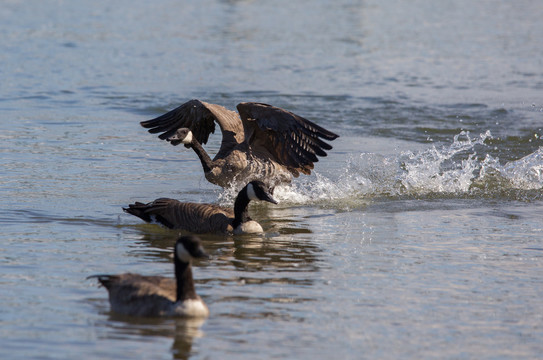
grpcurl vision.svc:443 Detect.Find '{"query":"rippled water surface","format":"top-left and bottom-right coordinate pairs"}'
top-left (1, 0), bottom-right (543, 359)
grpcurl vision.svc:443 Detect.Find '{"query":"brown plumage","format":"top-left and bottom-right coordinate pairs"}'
top-left (88, 235), bottom-right (209, 318)
top-left (140, 100), bottom-right (339, 187)
top-left (126, 199), bottom-right (234, 233)
top-left (93, 274), bottom-right (180, 316)
top-left (123, 181), bottom-right (278, 234)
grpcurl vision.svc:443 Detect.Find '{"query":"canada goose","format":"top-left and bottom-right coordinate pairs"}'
top-left (123, 181), bottom-right (278, 234)
top-left (88, 235), bottom-right (209, 318)
top-left (140, 99), bottom-right (339, 187)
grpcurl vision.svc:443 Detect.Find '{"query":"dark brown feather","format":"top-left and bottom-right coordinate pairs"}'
top-left (237, 102), bottom-right (338, 175)
top-left (124, 198), bottom-right (234, 234)
top-left (141, 99), bottom-right (243, 147)
top-left (140, 99), bottom-right (339, 185)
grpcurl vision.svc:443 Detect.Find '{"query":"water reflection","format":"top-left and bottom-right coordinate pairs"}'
top-left (102, 313), bottom-right (206, 360)
top-left (228, 236), bottom-right (321, 273)
top-left (127, 207), bottom-right (322, 274)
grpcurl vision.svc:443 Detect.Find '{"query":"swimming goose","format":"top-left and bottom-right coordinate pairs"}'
top-left (140, 99), bottom-right (339, 187)
top-left (88, 235), bottom-right (209, 318)
top-left (123, 181), bottom-right (278, 234)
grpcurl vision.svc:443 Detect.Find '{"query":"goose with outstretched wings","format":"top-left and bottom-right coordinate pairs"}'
top-left (140, 99), bottom-right (339, 188)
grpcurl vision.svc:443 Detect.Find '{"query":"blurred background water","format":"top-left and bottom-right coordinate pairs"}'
top-left (1, 0), bottom-right (543, 359)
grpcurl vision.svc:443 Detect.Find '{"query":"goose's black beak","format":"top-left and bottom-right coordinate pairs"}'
top-left (194, 247), bottom-right (209, 259)
top-left (263, 192), bottom-right (279, 205)
top-left (167, 128), bottom-right (192, 148)
top-left (167, 134), bottom-right (183, 146)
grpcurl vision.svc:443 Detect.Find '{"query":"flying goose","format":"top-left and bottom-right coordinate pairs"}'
top-left (88, 235), bottom-right (209, 318)
top-left (123, 180), bottom-right (278, 234)
top-left (140, 99), bottom-right (339, 187)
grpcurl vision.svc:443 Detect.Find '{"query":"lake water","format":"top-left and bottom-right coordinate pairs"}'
top-left (1, 0), bottom-right (543, 359)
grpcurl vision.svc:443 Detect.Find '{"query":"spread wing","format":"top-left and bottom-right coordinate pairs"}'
top-left (140, 99), bottom-right (244, 151)
top-left (236, 102), bottom-right (339, 176)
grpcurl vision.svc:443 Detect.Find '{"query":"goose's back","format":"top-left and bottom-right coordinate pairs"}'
top-left (145, 198), bottom-right (235, 233)
top-left (102, 274), bottom-right (177, 317)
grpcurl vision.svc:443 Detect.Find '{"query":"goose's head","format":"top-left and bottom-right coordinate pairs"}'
top-left (244, 181), bottom-right (278, 205)
top-left (167, 128), bottom-right (193, 148)
top-left (175, 235), bottom-right (209, 263)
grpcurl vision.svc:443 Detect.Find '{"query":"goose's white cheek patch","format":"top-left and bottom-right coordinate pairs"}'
top-left (246, 183), bottom-right (258, 201)
top-left (182, 131), bottom-right (193, 145)
top-left (176, 243), bottom-right (191, 263)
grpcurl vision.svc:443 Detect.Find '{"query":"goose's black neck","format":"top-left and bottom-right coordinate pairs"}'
top-left (190, 139), bottom-right (214, 174)
top-left (174, 257), bottom-right (198, 302)
top-left (232, 188), bottom-right (251, 229)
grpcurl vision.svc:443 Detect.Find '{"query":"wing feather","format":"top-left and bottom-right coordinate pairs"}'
top-left (237, 102), bottom-right (338, 175)
top-left (127, 198), bottom-right (234, 233)
top-left (141, 99), bottom-right (244, 148)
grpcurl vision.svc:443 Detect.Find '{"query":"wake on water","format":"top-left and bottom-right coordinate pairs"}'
top-left (219, 131), bottom-right (543, 207)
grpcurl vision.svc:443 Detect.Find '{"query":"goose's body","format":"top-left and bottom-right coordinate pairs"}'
top-left (88, 236), bottom-right (209, 318)
top-left (141, 100), bottom-right (339, 187)
top-left (123, 181), bottom-right (277, 234)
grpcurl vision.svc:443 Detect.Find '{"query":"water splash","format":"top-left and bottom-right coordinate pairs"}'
top-left (398, 131), bottom-right (492, 195)
top-left (498, 148), bottom-right (543, 190)
top-left (268, 131), bottom-right (543, 206)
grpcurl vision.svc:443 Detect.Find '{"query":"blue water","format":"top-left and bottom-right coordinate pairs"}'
top-left (1, 0), bottom-right (543, 359)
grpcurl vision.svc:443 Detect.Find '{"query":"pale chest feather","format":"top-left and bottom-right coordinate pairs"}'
top-left (172, 298), bottom-right (210, 318)
top-left (223, 150), bottom-right (248, 173)
top-left (205, 153), bottom-right (248, 186)
top-left (233, 220), bottom-right (264, 234)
